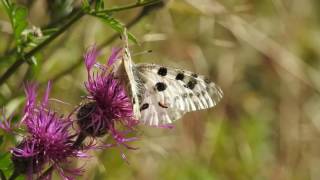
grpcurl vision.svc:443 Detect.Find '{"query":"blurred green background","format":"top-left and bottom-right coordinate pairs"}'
top-left (1, 0), bottom-right (320, 179)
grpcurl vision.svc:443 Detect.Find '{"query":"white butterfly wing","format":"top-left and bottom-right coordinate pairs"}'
top-left (138, 92), bottom-right (184, 125)
top-left (135, 63), bottom-right (223, 126)
top-left (115, 29), bottom-right (142, 120)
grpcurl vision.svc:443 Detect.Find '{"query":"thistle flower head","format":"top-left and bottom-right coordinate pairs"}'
top-left (78, 46), bottom-right (138, 148)
top-left (11, 82), bottom-right (87, 179)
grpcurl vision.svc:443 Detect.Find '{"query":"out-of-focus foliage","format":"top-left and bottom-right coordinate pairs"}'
top-left (1, 0), bottom-right (320, 179)
top-left (1, 0), bottom-right (27, 52)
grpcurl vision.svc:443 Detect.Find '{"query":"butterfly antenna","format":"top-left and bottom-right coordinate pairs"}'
top-left (49, 98), bottom-right (72, 106)
top-left (132, 50), bottom-right (153, 57)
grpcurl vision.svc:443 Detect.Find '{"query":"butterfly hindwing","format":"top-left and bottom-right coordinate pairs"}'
top-left (138, 92), bottom-right (184, 125)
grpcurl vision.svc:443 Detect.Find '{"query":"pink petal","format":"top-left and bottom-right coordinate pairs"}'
top-left (84, 45), bottom-right (99, 72)
top-left (107, 47), bottom-right (122, 66)
top-left (42, 81), bottom-right (52, 107)
top-left (24, 82), bottom-right (38, 113)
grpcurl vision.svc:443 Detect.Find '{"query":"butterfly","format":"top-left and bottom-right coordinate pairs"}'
top-left (112, 29), bottom-right (223, 126)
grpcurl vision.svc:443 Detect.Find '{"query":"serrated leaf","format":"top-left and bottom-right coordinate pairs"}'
top-left (95, 0), bottom-right (105, 10)
top-left (1, 0), bottom-right (28, 47)
top-left (92, 14), bottom-right (138, 44)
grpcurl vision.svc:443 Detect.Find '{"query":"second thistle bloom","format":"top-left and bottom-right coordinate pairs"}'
top-left (78, 46), bottom-right (138, 145)
top-left (10, 82), bottom-right (86, 179)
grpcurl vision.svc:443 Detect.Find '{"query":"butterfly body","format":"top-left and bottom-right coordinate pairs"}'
top-left (113, 31), bottom-right (223, 126)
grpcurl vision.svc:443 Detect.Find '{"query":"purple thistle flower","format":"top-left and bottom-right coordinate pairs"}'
top-left (11, 82), bottom-right (87, 180)
top-left (83, 45), bottom-right (99, 73)
top-left (78, 46), bottom-right (138, 149)
top-left (11, 140), bottom-right (45, 176)
top-left (107, 47), bottom-right (122, 66)
top-left (23, 83), bottom-right (37, 115)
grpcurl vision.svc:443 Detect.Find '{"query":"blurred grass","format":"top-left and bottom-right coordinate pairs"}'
top-left (2, 0), bottom-right (320, 179)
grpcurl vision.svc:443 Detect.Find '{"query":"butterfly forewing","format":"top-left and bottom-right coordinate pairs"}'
top-left (118, 29), bottom-right (142, 120)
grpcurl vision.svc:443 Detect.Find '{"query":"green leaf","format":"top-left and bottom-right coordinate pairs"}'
top-left (13, 7), bottom-right (28, 42)
top-left (1, 0), bottom-right (28, 49)
top-left (0, 152), bottom-right (13, 178)
top-left (90, 13), bottom-right (138, 44)
top-left (128, 33), bottom-right (138, 44)
top-left (95, 0), bottom-right (105, 10)
top-left (81, 0), bottom-right (90, 10)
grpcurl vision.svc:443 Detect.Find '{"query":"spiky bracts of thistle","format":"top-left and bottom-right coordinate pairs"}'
top-left (78, 46), bottom-right (138, 149)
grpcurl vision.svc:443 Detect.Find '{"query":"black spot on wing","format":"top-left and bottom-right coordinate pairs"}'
top-left (185, 79), bottom-right (197, 89)
top-left (157, 67), bottom-right (167, 76)
top-left (204, 77), bottom-right (211, 84)
top-left (155, 82), bottom-right (167, 91)
top-left (176, 73), bottom-right (185, 81)
top-left (140, 103), bottom-right (149, 111)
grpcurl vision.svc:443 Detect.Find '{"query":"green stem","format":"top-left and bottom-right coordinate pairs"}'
top-left (93, 0), bottom-right (162, 14)
top-left (49, 6), bottom-right (147, 84)
top-left (0, 9), bottom-right (84, 86)
top-left (0, 0), bottom-right (162, 87)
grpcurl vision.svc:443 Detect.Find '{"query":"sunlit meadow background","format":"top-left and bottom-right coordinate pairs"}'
top-left (1, 0), bottom-right (320, 179)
